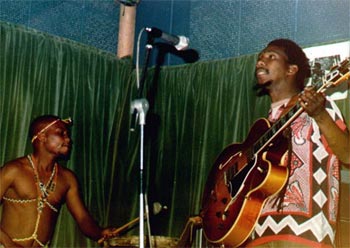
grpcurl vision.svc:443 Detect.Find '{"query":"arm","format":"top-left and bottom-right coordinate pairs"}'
top-left (312, 110), bottom-right (349, 165)
top-left (64, 170), bottom-right (115, 241)
top-left (299, 88), bottom-right (350, 165)
top-left (0, 163), bottom-right (24, 247)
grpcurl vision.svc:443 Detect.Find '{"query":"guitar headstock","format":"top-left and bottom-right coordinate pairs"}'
top-left (322, 58), bottom-right (350, 90)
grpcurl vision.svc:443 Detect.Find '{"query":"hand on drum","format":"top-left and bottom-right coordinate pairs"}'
top-left (99, 227), bottom-right (119, 246)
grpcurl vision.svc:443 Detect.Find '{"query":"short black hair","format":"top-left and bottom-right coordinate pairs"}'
top-left (268, 39), bottom-right (311, 90)
top-left (28, 114), bottom-right (61, 139)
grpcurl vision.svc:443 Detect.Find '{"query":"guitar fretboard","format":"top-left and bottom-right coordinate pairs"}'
top-left (253, 57), bottom-right (350, 157)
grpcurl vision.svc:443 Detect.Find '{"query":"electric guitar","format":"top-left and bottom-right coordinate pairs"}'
top-left (200, 58), bottom-right (350, 247)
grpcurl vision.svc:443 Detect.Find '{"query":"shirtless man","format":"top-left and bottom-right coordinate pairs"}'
top-left (0, 115), bottom-right (116, 247)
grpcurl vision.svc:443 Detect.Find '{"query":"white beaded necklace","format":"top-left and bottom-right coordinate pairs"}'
top-left (27, 155), bottom-right (57, 203)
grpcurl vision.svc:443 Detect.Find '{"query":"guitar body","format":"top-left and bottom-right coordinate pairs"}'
top-left (200, 118), bottom-right (289, 247)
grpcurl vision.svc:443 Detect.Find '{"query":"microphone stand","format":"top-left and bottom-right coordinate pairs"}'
top-left (130, 32), bottom-right (154, 248)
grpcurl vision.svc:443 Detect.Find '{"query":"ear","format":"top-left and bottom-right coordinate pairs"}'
top-left (287, 64), bottom-right (298, 76)
top-left (37, 132), bottom-right (47, 143)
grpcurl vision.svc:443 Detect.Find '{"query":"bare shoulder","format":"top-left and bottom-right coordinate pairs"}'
top-left (0, 156), bottom-right (31, 196)
top-left (57, 164), bottom-right (80, 187)
top-left (57, 165), bottom-right (77, 178)
top-left (1, 156), bottom-right (29, 176)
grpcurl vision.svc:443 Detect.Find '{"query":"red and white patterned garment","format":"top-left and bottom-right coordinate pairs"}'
top-left (250, 96), bottom-right (347, 247)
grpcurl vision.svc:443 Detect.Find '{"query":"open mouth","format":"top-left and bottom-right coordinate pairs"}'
top-left (256, 68), bottom-right (269, 76)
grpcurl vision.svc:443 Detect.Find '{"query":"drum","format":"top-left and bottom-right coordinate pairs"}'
top-left (105, 235), bottom-right (179, 247)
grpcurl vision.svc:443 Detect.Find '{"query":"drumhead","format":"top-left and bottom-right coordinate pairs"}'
top-left (106, 235), bottom-right (178, 247)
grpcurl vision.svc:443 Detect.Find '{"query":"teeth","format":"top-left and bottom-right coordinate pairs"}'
top-left (256, 68), bottom-right (268, 75)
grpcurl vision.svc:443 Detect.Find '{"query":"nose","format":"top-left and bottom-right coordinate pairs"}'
top-left (256, 58), bottom-right (265, 67)
top-left (65, 138), bottom-right (73, 148)
top-left (64, 134), bottom-right (71, 143)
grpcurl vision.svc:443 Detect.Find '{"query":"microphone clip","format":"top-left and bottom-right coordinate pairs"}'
top-left (130, 98), bottom-right (149, 131)
top-left (145, 27), bottom-right (189, 51)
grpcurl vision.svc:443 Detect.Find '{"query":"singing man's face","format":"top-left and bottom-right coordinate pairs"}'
top-left (255, 45), bottom-right (290, 86)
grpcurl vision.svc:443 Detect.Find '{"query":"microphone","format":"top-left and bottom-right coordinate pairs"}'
top-left (145, 27), bottom-right (189, 51)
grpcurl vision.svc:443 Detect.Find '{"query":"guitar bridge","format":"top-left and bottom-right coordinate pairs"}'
top-left (217, 210), bottom-right (229, 221)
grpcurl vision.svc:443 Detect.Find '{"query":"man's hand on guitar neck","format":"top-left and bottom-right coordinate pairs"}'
top-left (298, 87), bottom-right (326, 118)
top-left (299, 87), bottom-right (350, 165)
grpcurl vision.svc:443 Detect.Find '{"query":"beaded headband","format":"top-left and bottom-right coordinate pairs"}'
top-left (31, 117), bottom-right (72, 143)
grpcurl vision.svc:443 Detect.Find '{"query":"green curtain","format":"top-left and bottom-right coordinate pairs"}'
top-left (141, 57), bottom-right (262, 236)
top-left (1, 21), bottom-right (349, 247)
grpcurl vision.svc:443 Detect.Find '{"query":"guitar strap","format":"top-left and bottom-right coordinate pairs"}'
top-left (271, 94), bottom-right (300, 212)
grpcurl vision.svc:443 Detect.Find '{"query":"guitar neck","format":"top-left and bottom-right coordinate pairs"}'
top-left (252, 103), bottom-right (301, 156)
top-left (253, 57), bottom-right (350, 157)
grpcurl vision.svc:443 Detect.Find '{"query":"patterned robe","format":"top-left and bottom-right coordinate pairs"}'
top-left (251, 97), bottom-right (347, 247)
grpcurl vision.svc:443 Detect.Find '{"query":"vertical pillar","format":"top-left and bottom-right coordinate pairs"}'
top-left (117, 5), bottom-right (137, 58)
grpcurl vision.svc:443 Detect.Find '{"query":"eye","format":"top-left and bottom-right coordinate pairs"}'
top-left (55, 128), bottom-right (66, 137)
top-left (59, 130), bottom-right (68, 137)
top-left (268, 53), bottom-right (276, 59)
top-left (258, 52), bottom-right (276, 61)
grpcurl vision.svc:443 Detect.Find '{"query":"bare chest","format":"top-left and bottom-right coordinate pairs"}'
top-left (6, 168), bottom-right (67, 206)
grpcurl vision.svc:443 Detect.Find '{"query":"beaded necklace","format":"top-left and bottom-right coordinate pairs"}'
top-left (11, 155), bottom-right (58, 247)
top-left (27, 154), bottom-right (57, 201)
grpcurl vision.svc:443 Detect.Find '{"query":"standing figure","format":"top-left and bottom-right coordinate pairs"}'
top-left (248, 39), bottom-right (349, 247)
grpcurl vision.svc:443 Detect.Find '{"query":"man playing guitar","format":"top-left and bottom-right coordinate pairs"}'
top-left (200, 39), bottom-right (349, 248)
top-left (248, 39), bottom-right (349, 247)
